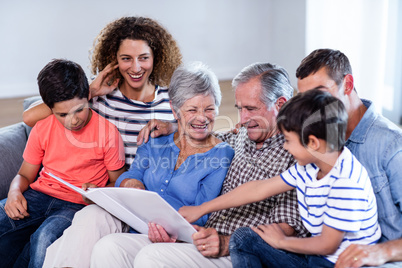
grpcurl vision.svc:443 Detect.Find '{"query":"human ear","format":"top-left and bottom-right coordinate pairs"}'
top-left (170, 101), bottom-right (179, 120)
top-left (307, 135), bottom-right (320, 151)
top-left (275, 96), bottom-right (288, 111)
top-left (343, 74), bottom-right (354, 95)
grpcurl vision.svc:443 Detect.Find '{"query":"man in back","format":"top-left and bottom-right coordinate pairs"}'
top-left (296, 48), bottom-right (402, 267)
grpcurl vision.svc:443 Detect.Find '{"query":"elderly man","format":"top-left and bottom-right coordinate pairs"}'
top-left (90, 62), bottom-right (309, 267)
top-left (296, 49), bottom-right (402, 268)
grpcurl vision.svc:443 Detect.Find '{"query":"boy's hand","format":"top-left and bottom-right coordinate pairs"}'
top-left (252, 223), bottom-right (286, 249)
top-left (148, 222), bottom-right (177, 243)
top-left (81, 182), bottom-right (98, 204)
top-left (178, 205), bottom-right (203, 223)
top-left (4, 190), bottom-right (29, 220)
top-left (89, 62), bottom-right (120, 99)
top-left (121, 178), bottom-right (145, 190)
top-left (137, 119), bottom-right (176, 145)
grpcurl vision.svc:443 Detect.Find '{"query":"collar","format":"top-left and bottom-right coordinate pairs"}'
top-left (347, 99), bottom-right (378, 144)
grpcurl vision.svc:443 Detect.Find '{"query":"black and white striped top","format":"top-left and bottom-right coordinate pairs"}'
top-left (91, 86), bottom-right (175, 167)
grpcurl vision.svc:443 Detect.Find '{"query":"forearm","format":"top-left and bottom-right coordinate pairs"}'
top-left (378, 239), bottom-right (402, 262)
top-left (199, 176), bottom-right (285, 216)
top-left (8, 175), bottom-right (31, 195)
top-left (279, 235), bottom-right (337, 256)
top-left (22, 102), bottom-right (52, 127)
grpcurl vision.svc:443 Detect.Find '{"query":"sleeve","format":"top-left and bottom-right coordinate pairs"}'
top-left (115, 142), bottom-right (149, 187)
top-left (193, 144), bottom-right (235, 226)
top-left (280, 164), bottom-right (299, 188)
top-left (324, 178), bottom-right (368, 232)
top-left (103, 124), bottom-right (125, 171)
top-left (23, 124), bottom-right (44, 165)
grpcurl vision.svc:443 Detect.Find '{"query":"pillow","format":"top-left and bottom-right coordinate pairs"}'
top-left (0, 123), bottom-right (29, 199)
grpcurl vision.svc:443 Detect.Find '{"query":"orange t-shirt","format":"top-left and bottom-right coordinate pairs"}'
top-left (24, 110), bottom-right (125, 205)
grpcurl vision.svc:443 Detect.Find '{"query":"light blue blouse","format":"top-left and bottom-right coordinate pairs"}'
top-left (115, 132), bottom-right (234, 226)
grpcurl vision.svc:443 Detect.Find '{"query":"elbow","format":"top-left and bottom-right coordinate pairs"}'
top-left (22, 111), bottom-right (36, 127)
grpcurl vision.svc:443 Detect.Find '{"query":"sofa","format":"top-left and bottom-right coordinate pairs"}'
top-left (0, 96), bottom-right (41, 199)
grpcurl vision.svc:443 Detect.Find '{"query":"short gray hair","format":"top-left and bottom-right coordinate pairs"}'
top-left (169, 62), bottom-right (221, 116)
top-left (232, 62), bottom-right (294, 108)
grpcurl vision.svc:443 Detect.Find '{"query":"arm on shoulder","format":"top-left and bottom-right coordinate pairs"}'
top-left (137, 119), bottom-right (177, 145)
top-left (23, 102), bottom-right (52, 127)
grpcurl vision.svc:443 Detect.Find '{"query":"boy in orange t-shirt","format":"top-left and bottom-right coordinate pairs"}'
top-left (0, 59), bottom-right (125, 268)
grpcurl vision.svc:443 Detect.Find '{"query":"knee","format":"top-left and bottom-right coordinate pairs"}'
top-left (92, 234), bottom-right (124, 261)
top-left (71, 205), bottom-right (108, 225)
top-left (229, 227), bottom-right (257, 250)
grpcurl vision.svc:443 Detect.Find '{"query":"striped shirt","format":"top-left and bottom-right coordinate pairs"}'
top-left (91, 86), bottom-right (175, 167)
top-left (205, 128), bottom-right (309, 237)
top-left (281, 147), bottom-right (381, 264)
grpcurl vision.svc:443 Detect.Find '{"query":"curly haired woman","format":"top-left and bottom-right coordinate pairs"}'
top-left (23, 16), bottom-right (182, 167)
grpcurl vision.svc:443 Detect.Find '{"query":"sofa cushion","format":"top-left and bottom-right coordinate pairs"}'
top-left (0, 122), bottom-right (29, 199)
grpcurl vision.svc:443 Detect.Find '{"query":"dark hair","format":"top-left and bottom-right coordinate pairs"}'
top-left (90, 16), bottom-right (182, 87)
top-left (37, 59), bottom-right (89, 109)
top-left (277, 89), bottom-right (348, 151)
top-left (296, 49), bottom-right (353, 87)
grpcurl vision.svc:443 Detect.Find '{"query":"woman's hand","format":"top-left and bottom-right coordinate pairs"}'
top-left (178, 205), bottom-right (203, 223)
top-left (148, 222), bottom-right (177, 243)
top-left (81, 183), bottom-right (98, 204)
top-left (4, 190), bottom-right (29, 220)
top-left (121, 178), bottom-right (145, 190)
top-left (137, 119), bottom-right (176, 145)
top-left (89, 63), bottom-right (120, 99)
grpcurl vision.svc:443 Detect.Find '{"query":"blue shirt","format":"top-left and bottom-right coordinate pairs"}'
top-left (115, 132), bottom-right (234, 226)
top-left (281, 147), bottom-right (381, 264)
top-left (346, 99), bottom-right (402, 242)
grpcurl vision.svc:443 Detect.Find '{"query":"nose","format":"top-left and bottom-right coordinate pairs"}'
top-left (70, 114), bottom-right (79, 127)
top-left (195, 111), bottom-right (208, 123)
top-left (131, 59), bottom-right (141, 73)
top-left (239, 109), bottom-right (250, 125)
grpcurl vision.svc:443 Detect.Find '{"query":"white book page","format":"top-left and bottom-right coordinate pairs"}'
top-left (46, 172), bottom-right (196, 243)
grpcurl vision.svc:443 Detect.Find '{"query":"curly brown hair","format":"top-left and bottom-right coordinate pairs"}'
top-left (90, 16), bottom-right (182, 87)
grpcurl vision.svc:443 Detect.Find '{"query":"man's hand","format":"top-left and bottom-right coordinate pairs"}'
top-left (137, 119), bottom-right (176, 146)
top-left (192, 225), bottom-right (230, 257)
top-left (335, 243), bottom-right (396, 268)
top-left (178, 205), bottom-right (204, 224)
top-left (89, 63), bottom-right (120, 99)
top-left (121, 178), bottom-right (145, 189)
top-left (148, 222), bottom-right (177, 243)
top-left (4, 190), bottom-right (29, 220)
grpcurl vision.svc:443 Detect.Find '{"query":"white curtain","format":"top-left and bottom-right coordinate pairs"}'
top-left (306, 0), bottom-right (402, 124)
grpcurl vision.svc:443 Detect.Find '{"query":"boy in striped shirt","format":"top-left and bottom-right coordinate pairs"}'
top-left (179, 89), bottom-right (381, 267)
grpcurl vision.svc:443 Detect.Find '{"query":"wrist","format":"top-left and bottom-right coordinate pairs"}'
top-left (218, 235), bottom-right (230, 257)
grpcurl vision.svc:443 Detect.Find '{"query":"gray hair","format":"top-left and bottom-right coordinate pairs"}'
top-left (232, 62), bottom-right (294, 108)
top-left (169, 62), bottom-right (221, 116)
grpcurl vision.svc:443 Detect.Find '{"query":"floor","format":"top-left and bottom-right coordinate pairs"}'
top-left (0, 81), bottom-right (239, 131)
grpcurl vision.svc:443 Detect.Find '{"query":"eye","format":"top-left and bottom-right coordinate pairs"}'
top-left (59, 113), bottom-right (67, 118)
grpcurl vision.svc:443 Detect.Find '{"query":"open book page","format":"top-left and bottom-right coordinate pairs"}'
top-left (46, 172), bottom-right (196, 243)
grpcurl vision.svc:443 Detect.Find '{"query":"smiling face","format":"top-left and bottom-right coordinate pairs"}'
top-left (117, 39), bottom-right (154, 91)
top-left (235, 77), bottom-right (279, 148)
top-left (174, 94), bottom-right (216, 143)
top-left (282, 130), bottom-right (312, 166)
top-left (52, 97), bottom-right (92, 131)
